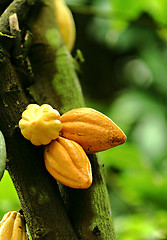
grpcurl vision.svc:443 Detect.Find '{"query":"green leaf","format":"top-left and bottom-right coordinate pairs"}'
top-left (0, 131), bottom-right (6, 181)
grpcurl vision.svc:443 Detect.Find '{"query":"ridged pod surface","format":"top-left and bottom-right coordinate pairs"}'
top-left (53, 0), bottom-right (76, 51)
top-left (0, 211), bottom-right (28, 240)
top-left (44, 136), bottom-right (92, 189)
top-left (19, 104), bottom-right (62, 146)
top-left (60, 107), bottom-right (127, 153)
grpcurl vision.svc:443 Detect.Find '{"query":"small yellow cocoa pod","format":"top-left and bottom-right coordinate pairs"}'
top-left (19, 104), bottom-right (62, 146)
top-left (60, 107), bottom-right (127, 154)
top-left (53, 0), bottom-right (76, 51)
top-left (0, 211), bottom-right (28, 240)
top-left (44, 136), bottom-right (92, 189)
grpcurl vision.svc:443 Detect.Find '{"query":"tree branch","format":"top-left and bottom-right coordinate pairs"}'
top-left (27, 0), bottom-right (85, 113)
top-left (27, 0), bottom-right (116, 239)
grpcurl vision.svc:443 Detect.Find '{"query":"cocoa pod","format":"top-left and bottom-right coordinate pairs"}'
top-left (44, 136), bottom-right (92, 189)
top-left (0, 211), bottom-right (28, 240)
top-left (53, 0), bottom-right (76, 51)
top-left (60, 107), bottom-right (126, 153)
top-left (19, 104), bottom-right (62, 146)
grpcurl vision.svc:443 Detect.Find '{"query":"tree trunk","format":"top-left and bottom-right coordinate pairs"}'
top-left (0, 0), bottom-right (116, 239)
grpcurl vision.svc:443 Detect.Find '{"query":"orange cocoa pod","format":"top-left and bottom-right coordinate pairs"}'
top-left (44, 136), bottom-right (92, 189)
top-left (60, 107), bottom-right (126, 154)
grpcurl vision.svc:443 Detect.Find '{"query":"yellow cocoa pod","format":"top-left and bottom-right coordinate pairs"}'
top-left (60, 108), bottom-right (127, 154)
top-left (19, 104), bottom-right (62, 146)
top-left (0, 211), bottom-right (28, 240)
top-left (44, 136), bottom-right (92, 189)
top-left (53, 0), bottom-right (76, 51)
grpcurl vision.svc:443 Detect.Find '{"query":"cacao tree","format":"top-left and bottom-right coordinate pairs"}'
top-left (0, 0), bottom-right (117, 239)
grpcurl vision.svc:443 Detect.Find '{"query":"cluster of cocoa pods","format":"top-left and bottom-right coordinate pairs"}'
top-left (19, 104), bottom-right (126, 189)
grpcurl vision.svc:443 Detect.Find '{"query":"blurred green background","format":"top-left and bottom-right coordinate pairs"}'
top-left (1, 0), bottom-right (167, 239)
